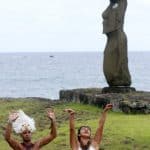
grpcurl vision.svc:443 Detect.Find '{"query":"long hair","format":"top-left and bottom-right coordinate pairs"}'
top-left (77, 126), bottom-right (91, 150)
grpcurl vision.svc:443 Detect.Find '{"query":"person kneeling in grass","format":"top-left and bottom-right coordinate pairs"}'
top-left (65, 104), bottom-right (112, 150)
top-left (4, 108), bottom-right (57, 150)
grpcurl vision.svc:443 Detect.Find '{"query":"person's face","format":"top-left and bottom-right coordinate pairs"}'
top-left (79, 126), bottom-right (91, 138)
top-left (20, 130), bottom-right (32, 142)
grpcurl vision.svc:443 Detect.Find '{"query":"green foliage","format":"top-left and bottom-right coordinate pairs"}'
top-left (0, 99), bottom-right (150, 150)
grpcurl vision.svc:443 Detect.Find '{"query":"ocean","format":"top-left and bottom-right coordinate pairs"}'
top-left (0, 52), bottom-right (150, 99)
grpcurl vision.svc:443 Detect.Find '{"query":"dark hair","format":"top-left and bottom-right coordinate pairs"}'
top-left (77, 126), bottom-right (91, 150)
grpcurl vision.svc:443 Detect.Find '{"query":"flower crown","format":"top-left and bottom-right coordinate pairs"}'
top-left (12, 110), bottom-right (36, 134)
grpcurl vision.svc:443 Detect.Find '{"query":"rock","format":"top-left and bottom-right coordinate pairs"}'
top-left (119, 100), bottom-right (150, 114)
top-left (59, 88), bottom-right (150, 114)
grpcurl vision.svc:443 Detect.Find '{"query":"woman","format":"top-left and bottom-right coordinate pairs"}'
top-left (65, 104), bottom-right (112, 150)
top-left (102, 0), bottom-right (131, 86)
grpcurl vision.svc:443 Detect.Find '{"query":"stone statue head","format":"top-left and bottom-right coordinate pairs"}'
top-left (102, 0), bottom-right (126, 34)
top-left (110, 0), bottom-right (118, 4)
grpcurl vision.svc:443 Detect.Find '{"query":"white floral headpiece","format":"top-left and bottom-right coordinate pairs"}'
top-left (12, 110), bottom-right (36, 134)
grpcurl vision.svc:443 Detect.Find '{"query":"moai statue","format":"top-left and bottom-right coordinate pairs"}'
top-left (102, 0), bottom-right (135, 93)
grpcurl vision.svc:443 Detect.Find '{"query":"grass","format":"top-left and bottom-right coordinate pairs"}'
top-left (0, 99), bottom-right (150, 150)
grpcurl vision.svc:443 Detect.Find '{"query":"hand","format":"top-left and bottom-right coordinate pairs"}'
top-left (103, 104), bottom-right (113, 112)
top-left (8, 111), bottom-right (19, 123)
top-left (47, 108), bottom-right (56, 121)
top-left (64, 108), bottom-right (75, 115)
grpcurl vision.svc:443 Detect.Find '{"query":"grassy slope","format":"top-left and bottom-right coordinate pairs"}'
top-left (0, 99), bottom-right (150, 150)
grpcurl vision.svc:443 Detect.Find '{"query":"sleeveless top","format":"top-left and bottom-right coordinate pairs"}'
top-left (78, 145), bottom-right (95, 150)
top-left (21, 142), bottom-right (34, 150)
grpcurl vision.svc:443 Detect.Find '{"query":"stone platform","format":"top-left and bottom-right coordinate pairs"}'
top-left (102, 86), bottom-right (136, 93)
top-left (59, 88), bottom-right (150, 113)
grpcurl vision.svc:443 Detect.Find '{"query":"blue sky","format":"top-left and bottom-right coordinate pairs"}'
top-left (0, 0), bottom-right (150, 52)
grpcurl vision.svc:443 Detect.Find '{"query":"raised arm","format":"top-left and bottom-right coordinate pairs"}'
top-left (93, 104), bottom-right (112, 145)
top-left (4, 111), bottom-right (22, 149)
top-left (37, 108), bottom-right (57, 148)
top-left (64, 109), bottom-right (78, 150)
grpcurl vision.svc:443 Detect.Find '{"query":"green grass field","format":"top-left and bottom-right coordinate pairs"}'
top-left (0, 99), bottom-right (150, 150)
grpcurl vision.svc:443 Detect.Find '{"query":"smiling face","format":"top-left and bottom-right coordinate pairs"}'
top-left (78, 126), bottom-right (91, 139)
top-left (20, 130), bottom-right (32, 142)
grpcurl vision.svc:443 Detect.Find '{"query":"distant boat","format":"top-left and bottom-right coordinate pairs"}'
top-left (49, 55), bottom-right (54, 58)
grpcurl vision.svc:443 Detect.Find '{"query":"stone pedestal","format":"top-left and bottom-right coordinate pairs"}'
top-left (102, 86), bottom-right (136, 94)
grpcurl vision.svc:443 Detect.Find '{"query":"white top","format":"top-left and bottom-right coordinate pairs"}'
top-left (78, 145), bottom-right (95, 150)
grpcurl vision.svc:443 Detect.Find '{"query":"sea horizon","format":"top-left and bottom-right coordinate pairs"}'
top-left (0, 51), bottom-right (150, 99)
